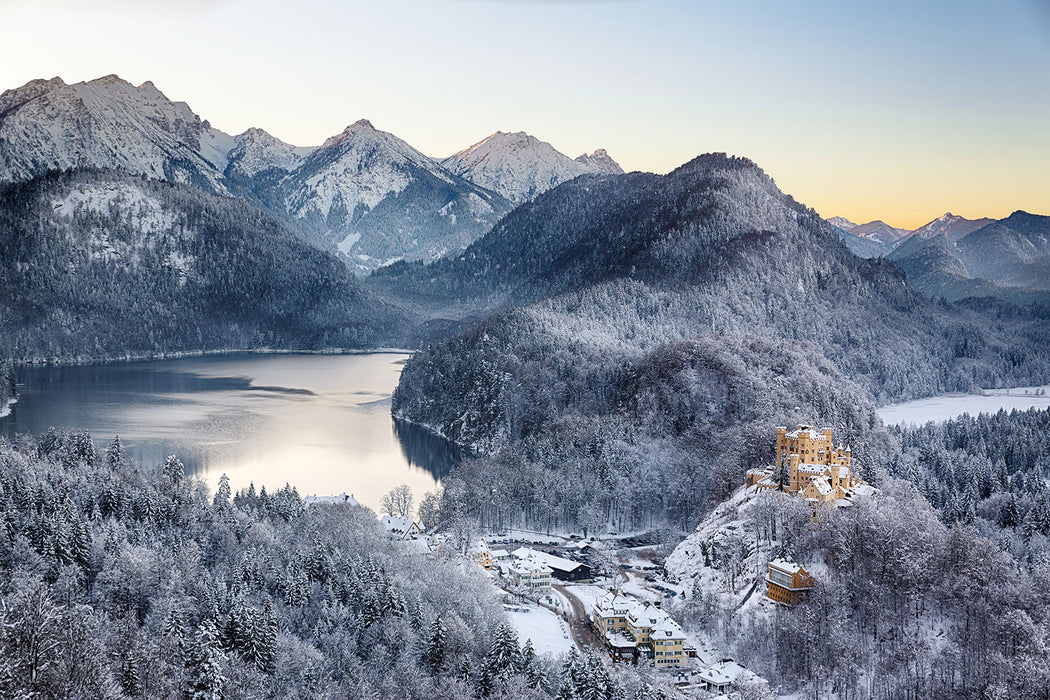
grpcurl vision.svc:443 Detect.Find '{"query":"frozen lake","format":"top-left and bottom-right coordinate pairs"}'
top-left (877, 385), bottom-right (1050, 427)
top-left (0, 353), bottom-right (461, 511)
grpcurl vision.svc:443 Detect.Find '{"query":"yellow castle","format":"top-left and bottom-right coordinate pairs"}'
top-left (746, 425), bottom-right (869, 505)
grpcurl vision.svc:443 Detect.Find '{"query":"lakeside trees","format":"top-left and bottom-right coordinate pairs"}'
top-left (0, 430), bottom-right (678, 699)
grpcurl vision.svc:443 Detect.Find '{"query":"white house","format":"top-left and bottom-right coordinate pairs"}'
top-left (380, 515), bottom-right (424, 540)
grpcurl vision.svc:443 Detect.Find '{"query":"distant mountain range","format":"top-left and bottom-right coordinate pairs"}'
top-left (0, 75), bottom-right (619, 271)
top-left (829, 210), bottom-right (1050, 302)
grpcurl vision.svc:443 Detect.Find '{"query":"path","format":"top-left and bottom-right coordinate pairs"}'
top-left (553, 584), bottom-right (603, 651)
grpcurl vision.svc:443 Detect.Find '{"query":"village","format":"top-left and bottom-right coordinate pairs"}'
top-left (363, 424), bottom-right (874, 698)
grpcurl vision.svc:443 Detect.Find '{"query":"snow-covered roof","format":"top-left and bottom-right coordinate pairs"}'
top-left (380, 515), bottom-right (422, 538)
top-left (697, 659), bottom-right (766, 688)
top-left (806, 477), bottom-right (833, 496)
top-left (510, 558), bottom-right (553, 576)
top-left (769, 557), bottom-right (804, 574)
top-left (798, 463), bottom-right (828, 474)
top-left (594, 591), bottom-right (634, 617)
top-left (512, 547), bottom-right (582, 573)
top-left (490, 549), bottom-right (510, 559)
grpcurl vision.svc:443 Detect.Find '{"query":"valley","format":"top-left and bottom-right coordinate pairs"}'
top-left (1, 67), bottom-right (1049, 700)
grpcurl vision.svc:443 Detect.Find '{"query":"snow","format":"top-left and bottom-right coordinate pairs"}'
top-left (506, 605), bottom-right (573, 657)
top-left (878, 386), bottom-right (1050, 427)
top-left (0, 75), bottom-right (229, 193)
top-left (0, 397), bottom-right (15, 419)
top-left (226, 127), bottom-right (313, 178)
top-left (337, 232), bottom-right (361, 255)
top-left (441, 131), bottom-right (618, 204)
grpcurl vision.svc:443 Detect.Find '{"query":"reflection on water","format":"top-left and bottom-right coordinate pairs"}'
top-left (0, 353), bottom-right (459, 511)
top-left (393, 418), bottom-right (465, 480)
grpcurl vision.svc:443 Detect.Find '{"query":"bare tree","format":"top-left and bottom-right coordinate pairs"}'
top-left (381, 484), bottom-right (414, 518)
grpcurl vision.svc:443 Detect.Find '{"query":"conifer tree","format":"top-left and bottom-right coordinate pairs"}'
top-left (185, 620), bottom-right (226, 700)
top-left (423, 616), bottom-right (446, 675)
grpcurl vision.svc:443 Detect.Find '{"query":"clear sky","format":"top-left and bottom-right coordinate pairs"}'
top-left (1, 0), bottom-right (1047, 228)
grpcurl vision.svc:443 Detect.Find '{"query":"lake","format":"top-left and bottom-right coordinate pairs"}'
top-left (0, 353), bottom-right (460, 511)
top-left (877, 385), bottom-right (1050, 427)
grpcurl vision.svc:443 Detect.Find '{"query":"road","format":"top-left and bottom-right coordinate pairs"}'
top-left (553, 584), bottom-right (603, 651)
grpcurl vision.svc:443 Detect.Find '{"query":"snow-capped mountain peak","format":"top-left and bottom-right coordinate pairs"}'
top-left (827, 216), bottom-right (858, 231)
top-left (0, 74), bottom-right (231, 192)
top-left (910, 212), bottom-right (995, 242)
top-left (442, 130), bottom-right (621, 204)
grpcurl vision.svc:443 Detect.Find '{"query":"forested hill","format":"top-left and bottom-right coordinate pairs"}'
top-left (0, 169), bottom-right (409, 363)
top-left (390, 154), bottom-right (1050, 533)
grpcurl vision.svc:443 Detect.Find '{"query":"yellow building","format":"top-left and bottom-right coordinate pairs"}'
top-left (766, 557), bottom-right (815, 605)
top-left (592, 592), bottom-right (689, 668)
top-left (746, 425), bottom-right (868, 506)
top-left (467, 540), bottom-right (494, 570)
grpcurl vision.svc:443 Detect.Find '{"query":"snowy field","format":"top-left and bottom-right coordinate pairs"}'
top-left (878, 386), bottom-right (1050, 427)
top-left (506, 605), bottom-right (574, 657)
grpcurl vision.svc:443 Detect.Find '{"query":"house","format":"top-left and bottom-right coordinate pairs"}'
top-left (511, 547), bottom-right (591, 582)
top-left (380, 515), bottom-right (423, 540)
top-left (592, 591), bottom-right (688, 668)
top-left (746, 425), bottom-right (869, 506)
top-left (766, 557), bottom-right (815, 605)
top-left (508, 557), bottom-right (553, 591)
top-left (467, 540), bottom-right (494, 569)
top-left (696, 659), bottom-right (768, 695)
top-left (490, 548), bottom-right (512, 565)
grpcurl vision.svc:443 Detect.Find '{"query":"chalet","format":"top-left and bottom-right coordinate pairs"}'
top-left (380, 515), bottom-right (424, 540)
top-left (746, 425), bottom-right (870, 506)
top-left (511, 547), bottom-right (591, 582)
top-left (766, 557), bottom-right (815, 605)
top-left (696, 659), bottom-right (768, 695)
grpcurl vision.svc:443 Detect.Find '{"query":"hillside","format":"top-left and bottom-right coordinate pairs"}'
top-left (0, 169), bottom-right (407, 363)
top-left (388, 154), bottom-right (1050, 535)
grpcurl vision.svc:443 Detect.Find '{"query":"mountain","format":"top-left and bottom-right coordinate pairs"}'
top-left (224, 126), bottom-right (315, 181)
top-left (849, 219), bottom-right (909, 245)
top-left (0, 75), bottom-right (513, 271)
top-left (0, 169), bottom-right (406, 363)
top-left (827, 216), bottom-right (857, 231)
top-left (954, 211), bottom-right (1050, 289)
top-left (387, 153), bottom-right (1050, 537)
top-left (0, 75), bottom-right (233, 194)
top-left (574, 148), bottom-right (625, 175)
top-left (266, 119), bottom-right (512, 271)
top-left (826, 216), bottom-right (908, 257)
top-left (888, 211), bottom-right (1050, 302)
top-left (441, 131), bottom-right (621, 204)
top-left (910, 212), bottom-right (994, 242)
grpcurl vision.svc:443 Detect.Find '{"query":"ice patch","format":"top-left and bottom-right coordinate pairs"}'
top-left (877, 386), bottom-right (1050, 427)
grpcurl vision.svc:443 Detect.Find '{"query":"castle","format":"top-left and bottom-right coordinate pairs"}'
top-left (746, 425), bottom-right (870, 506)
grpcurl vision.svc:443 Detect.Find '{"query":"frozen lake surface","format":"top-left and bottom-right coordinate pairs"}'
top-left (878, 385), bottom-right (1050, 427)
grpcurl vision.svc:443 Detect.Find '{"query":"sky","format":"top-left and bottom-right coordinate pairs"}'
top-left (0, 0), bottom-right (1047, 229)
